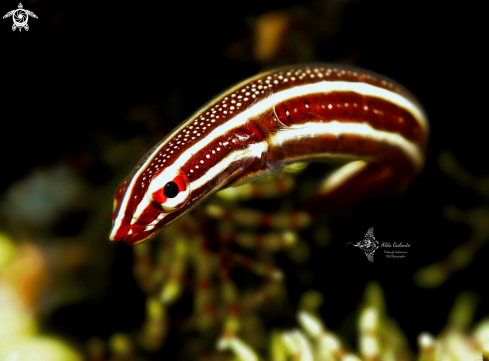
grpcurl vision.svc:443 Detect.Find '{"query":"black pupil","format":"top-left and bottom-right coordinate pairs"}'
top-left (163, 181), bottom-right (179, 198)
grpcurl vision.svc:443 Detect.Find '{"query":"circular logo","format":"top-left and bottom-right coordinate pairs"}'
top-left (12, 9), bottom-right (28, 28)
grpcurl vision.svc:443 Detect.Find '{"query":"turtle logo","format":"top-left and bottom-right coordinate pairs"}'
top-left (347, 227), bottom-right (380, 262)
top-left (3, 3), bottom-right (38, 32)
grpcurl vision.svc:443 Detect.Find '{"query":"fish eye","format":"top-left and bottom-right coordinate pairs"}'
top-left (148, 169), bottom-right (190, 212)
top-left (164, 181), bottom-right (179, 198)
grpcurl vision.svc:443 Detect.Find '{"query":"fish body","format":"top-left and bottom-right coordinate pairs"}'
top-left (110, 64), bottom-right (428, 245)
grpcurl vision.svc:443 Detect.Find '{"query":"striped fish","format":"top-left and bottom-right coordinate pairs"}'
top-left (110, 64), bottom-right (428, 245)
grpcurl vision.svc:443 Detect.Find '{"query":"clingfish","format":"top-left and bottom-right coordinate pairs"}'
top-left (110, 64), bottom-right (428, 245)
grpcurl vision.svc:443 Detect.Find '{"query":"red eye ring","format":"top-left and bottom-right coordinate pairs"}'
top-left (148, 169), bottom-right (190, 212)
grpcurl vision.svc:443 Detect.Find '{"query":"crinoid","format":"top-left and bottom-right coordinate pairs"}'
top-left (129, 166), bottom-right (318, 350)
top-left (414, 151), bottom-right (489, 288)
top-left (218, 283), bottom-right (489, 361)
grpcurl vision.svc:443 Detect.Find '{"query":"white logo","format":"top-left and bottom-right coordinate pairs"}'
top-left (347, 227), bottom-right (380, 262)
top-left (3, 3), bottom-right (38, 32)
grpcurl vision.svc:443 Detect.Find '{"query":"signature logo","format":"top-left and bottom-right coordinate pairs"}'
top-left (3, 3), bottom-right (38, 32)
top-left (347, 227), bottom-right (380, 262)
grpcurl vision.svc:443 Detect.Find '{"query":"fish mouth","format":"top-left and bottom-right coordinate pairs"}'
top-left (110, 214), bottom-right (150, 243)
top-left (109, 226), bottom-right (128, 242)
top-left (110, 209), bottom-right (175, 245)
top-left (123, 229), bottom-right (157, 245)
top-left (109, 218), bottom-right (133, 243)
top-left (110, 217), bottom-right (161, 245)
top-left (109, 230), bottom-right (153, 245)
top-left (109, 235), bottom-right (123, 242)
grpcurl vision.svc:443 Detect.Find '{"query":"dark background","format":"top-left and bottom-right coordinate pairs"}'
top-left (1, 0), bottom-right (488, 358)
